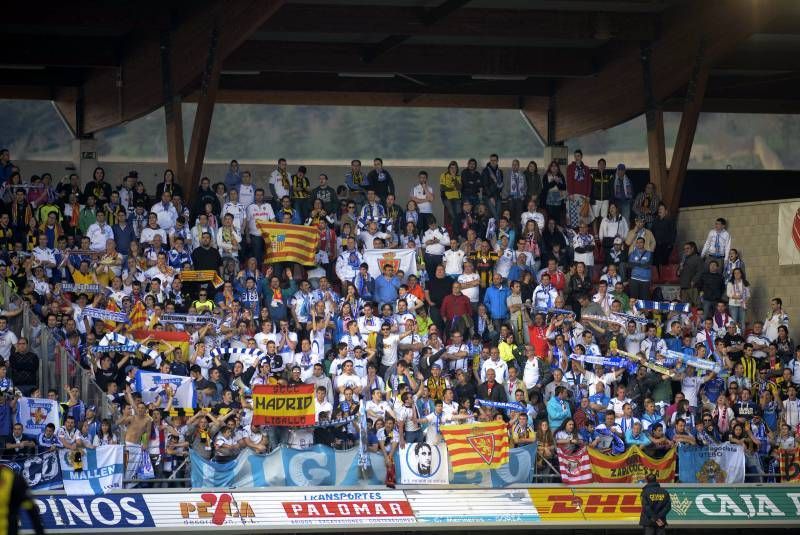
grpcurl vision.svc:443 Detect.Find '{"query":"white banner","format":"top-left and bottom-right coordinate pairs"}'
top-left (15, 397), bottom-right (60, 437)
top-left (134, 370), bottom-right (196, 409)
top-left (363, 248), bottom-right (418, 278)
top-left (778, 202), bottom-right (800, 265)
top-left (398, 443), bottom-right (449, 485)
top-left (59, 445), bottom-right (124, 495)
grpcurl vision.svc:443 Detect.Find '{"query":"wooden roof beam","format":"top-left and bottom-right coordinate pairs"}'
top-left (226, 42), bottom-right (597, 77)
top-left (551, 0), bottom-right (781, 141)
top-left (81, 0), bottom-right (285, 134)
top-left (260, 4), bottom-right (658, 41)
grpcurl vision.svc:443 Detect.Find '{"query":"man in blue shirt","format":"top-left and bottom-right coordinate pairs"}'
top-left (628, 236), bottom-right (652, 300)
top-left (483, 273), bottom-right (510, 331)
top-left (374, 263), bottom-right (401, 308)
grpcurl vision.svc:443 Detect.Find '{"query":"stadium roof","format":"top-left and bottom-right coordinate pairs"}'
top-left (1, 0), bottom-right (797, 209)
top-left (1, 0), bottom-right (796, 138)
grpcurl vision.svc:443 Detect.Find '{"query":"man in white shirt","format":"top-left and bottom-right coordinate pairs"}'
top-left (357, 303), bottom-right (382, 338)
top-left (222, 188), bottom-right (246, 235)
top-left (572, 223), bottom-right (595, 267)
top-left (151, 191), bottom-right (178, 232)
top-left (457, 261), bottom-right (480, 306)
top-left (378, 323), bottom-right (400, 372)
top-left (32, 233), bottom-right (57, 277)
top-left (314, 385), bottom-right (333, 423)
top-left (522, 346), bottom-right (542, 391)
top-left (358, 220), bottom-right (390, 250)
top-left (700, 217), bottom-right (731, 264)
top-left (532, 273), bottom-right (558, 310)
top-left (86, 210), bottom-right (114, 252)
top-left (335, 237), bottom-right (362, 285)
top-left (238, 170), bottom-right (255, 208)
top-left (480, 347), bottom-right (509, 384)
top-left (520, 198), bottom-right (545, 232)
top-left (269, 158), bottom-right (291, 205)
top-left (140, 213), bottom-right (167, 245)
top-left (764, 297), bottom-right (789, 342)
top-left (746, 320), bottom-right (771, 360)
top-left (245, 188), bottom-right (275, 267)
top-left (442, 238), bottom-right (466, 277)
top-left (422, 217), bottom-right (449, 277)
top-left (216, 213), bottom-right (242, 259)
top-left (410, 171), bottom-right (434, 227)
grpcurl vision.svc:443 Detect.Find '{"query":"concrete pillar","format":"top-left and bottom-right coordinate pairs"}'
top-left (544, 145), bottom-right (569, 167)
top-left (71, 136), bottom-right (98, 181)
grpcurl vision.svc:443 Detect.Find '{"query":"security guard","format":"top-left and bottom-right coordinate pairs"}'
top-left (639, 473), bottom-right (671, 535)
top-left (0, 465), bottom-right (45, 535)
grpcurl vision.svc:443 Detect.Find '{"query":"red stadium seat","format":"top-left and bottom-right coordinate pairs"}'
top-left (659, 264), bottom-right (680, 284)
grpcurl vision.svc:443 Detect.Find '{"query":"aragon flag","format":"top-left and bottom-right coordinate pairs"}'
top-left (440, 421), bottom-right (510, 472)
top-left (256, 221), bottom-right (319, 266)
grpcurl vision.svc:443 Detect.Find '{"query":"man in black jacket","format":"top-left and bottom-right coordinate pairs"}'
top-left (639, 473), bottom-right (671, 535)
top-left (678, 241), bottom-right (703, 307)
top-left (695, 260), bottom-right (725, 319)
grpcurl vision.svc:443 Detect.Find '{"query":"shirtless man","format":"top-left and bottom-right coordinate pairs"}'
top-left (119, 388), bottom-right (154, 483)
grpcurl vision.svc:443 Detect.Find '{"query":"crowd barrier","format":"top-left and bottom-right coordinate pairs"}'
top-left (25, 485), bottom-right (800, 533)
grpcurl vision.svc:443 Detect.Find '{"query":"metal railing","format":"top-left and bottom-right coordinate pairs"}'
top-left (0, 278), bottom-right (112, 420)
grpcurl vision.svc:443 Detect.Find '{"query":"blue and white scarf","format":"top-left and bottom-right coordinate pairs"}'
top-left (636, 300), bottom-right (690, 313)
top-left (61, 283), bottom-right (102, 294)
top-left (159, 313), bottom-right (220, 327)
top-left (99, 333), bottom-right (159, 359)
top-left (569, 353), bottom-right (627, 368)
top-left (82, 307), bottom-right (129, 323)
top-left (475, 399), bottom-right (526, 413)
top-left (92, 344), bottom-right (140, 353)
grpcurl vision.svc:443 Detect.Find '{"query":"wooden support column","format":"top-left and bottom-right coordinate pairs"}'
top-left (162, 32), bottom-right (186, 186)
top-left (641, 43), bottom-right (667, 197)
top-left (665, 44), bottom-right (709, 213)
top-left (645, 108), bottom-right (668, 196)
top-left (165, 96), bottom-right (185, 183)
top-left (183, 26), bottom-right (221, 206)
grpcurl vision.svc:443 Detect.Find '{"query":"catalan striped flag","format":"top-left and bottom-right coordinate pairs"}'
top-left (440, 421), bottom-right (509, 472)
top-left (556, 446), bottom-right (594, 484)
top-left (778, 447), bottom-right (800, 482)
top-left (128, 300), bottom-right (148, 332)
top-left (588, 445), bottom-right (676, 483)
top-left (256, 221), bottom-right (319, 266)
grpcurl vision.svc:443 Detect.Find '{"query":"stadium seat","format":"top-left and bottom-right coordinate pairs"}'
top-left (659, 264), bottom-right (680, 284)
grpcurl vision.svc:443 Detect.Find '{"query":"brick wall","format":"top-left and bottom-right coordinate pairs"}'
top-left (676, 198), bottom-right (800, 338)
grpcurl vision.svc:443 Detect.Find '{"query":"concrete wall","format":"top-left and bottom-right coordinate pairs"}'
top-left (675, 198), bottom-right (800, 337)
top-left (15, 158), bottom-right (451, 221)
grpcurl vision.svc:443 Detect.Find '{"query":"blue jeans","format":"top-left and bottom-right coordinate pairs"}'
top-left (729, 305), bottom-right (746, 328)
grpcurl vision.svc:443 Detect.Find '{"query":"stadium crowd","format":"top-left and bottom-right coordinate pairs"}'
top-left (0, 147), bottom-right (798, 485)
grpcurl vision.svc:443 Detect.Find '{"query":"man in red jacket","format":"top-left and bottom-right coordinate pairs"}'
top-left (566, 149), bottom-right (592, 229)
top-left (440, 282), bottom-right (472, 341)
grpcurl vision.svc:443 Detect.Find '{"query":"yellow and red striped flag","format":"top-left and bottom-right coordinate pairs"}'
top-left (440, 421), bottom-right (509, 472)
top-left (129, 300), bottom-right (147, 332)
top-left (256, 221), bottom-right (319, 266)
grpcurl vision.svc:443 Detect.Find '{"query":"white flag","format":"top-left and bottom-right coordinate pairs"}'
top-left (398, 442), bottom-right (449, 485)
top-left (134, 370), bottom-right (196, 409)
top-left (59, 445), bottom-right (124, 495)
top-left (363, 248), bottom-right (418, 278)
top-left (778, 202), bottom-right (800, 265)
